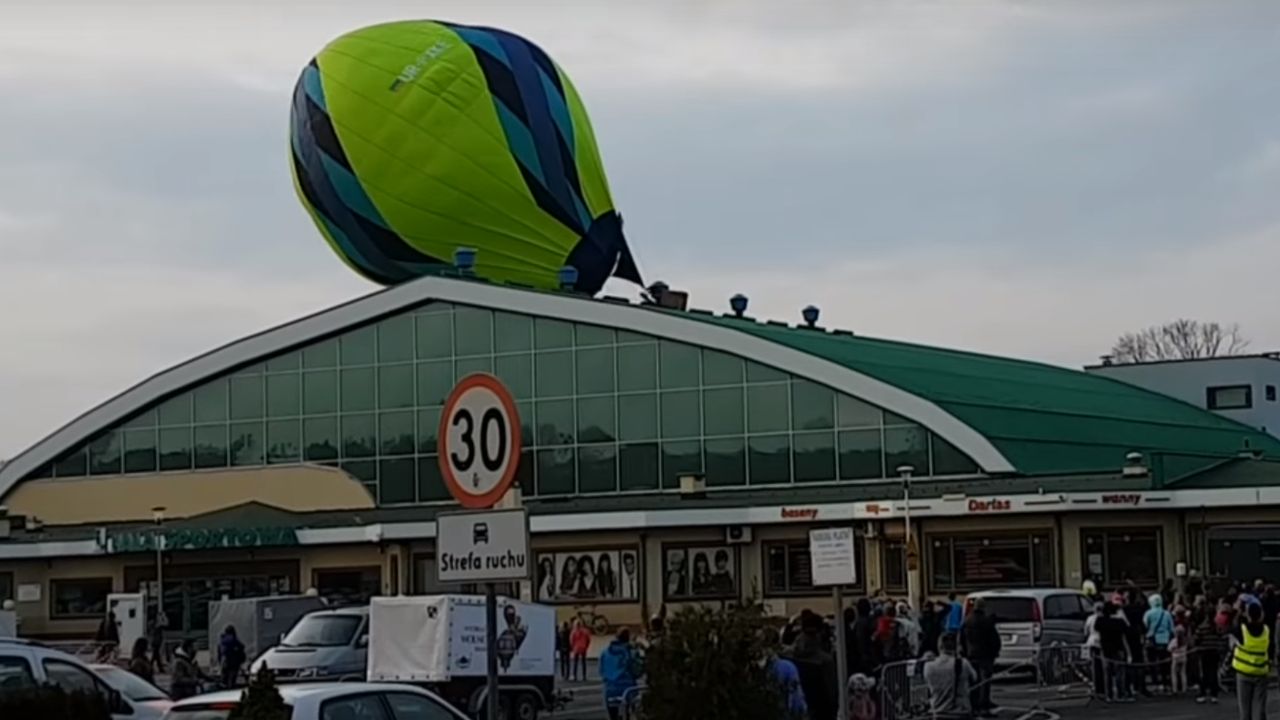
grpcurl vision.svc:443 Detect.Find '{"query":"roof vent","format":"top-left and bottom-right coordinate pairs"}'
top-left (1099, 354), bottom-right (1114, 366)
top-left (730, 294), bottom-right (749, 317)
top-left (646, 281), bottom-right (688, 311)
top-left (802, 305), bottom-right (820, 328)
top-left (558, 265), bottom-right (579, 291)
top-left (453, 247), bottom-right (477, 275)
top-left (1122, 451), bottom-right (1148, 477)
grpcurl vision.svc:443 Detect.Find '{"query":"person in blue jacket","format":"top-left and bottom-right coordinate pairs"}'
top-left (600, 628), bottom-right (642, 720)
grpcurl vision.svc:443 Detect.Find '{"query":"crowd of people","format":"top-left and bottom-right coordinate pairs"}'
top-left (95, 611), bottom-right (249, 700)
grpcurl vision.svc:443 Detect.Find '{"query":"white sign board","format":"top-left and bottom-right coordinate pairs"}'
top-left (16, 583), bottom-right (41, 603)
top-left (438, 508), bottom-right (531, 583)
top-left (808, 527), bottom-right (858, 586)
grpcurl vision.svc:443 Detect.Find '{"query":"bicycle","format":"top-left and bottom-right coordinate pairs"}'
top-left (574, 606), bottom-right (611, 635)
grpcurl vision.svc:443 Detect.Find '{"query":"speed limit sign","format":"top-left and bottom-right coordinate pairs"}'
top-left (437, 373), bottom-right (522, 509)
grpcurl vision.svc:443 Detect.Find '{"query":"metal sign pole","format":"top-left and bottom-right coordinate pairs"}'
top-left (486, 582), bottom-right (500, 720)
top-left (834, 585), bottom-right (849, 720)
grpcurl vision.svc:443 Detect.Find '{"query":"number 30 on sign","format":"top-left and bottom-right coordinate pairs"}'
top-left (437, 374), bottom-right (523, 509)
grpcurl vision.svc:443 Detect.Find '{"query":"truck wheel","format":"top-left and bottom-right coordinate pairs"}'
top-left (513, 692), bottom-right (539, 720)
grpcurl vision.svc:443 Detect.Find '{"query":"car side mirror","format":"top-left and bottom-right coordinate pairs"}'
top-left (358, 634), bottom-right (369, 648)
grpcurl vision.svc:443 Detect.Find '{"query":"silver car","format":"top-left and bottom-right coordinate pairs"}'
top-left (966, 589), bottom-right (1093, 668)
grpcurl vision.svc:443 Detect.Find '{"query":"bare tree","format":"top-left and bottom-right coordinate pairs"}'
top-left (1109, 319), bottom-right (1250, 363)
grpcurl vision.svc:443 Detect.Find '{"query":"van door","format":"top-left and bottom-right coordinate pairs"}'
top-left (982, 596), bottom-right (1038, 655)
top-left (0, 652), bottom-right (38, 696)
top-left (1042, 594), bottom-right (1091, 648)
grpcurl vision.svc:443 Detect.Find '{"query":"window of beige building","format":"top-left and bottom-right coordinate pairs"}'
top-left (313, 567), bottom-right (380, 606)
top-left (1081, 528), bottom-right (1162, 589)
top-left (881, 540), bottom-right (907, 593)
top-left (50, 578), bottom-right (112, 619)
top-left (929, 532), bottom-right (1054, 592)
top-left (0, 573), bottom-right (12, 604)
top-left (763, 539), bottom-right (865, 596)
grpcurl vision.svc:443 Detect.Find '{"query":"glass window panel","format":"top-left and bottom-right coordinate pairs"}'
top-left (618, 330), bottom-right (652, 344)
top-left (455, 356), bottom-right (492, 379)
top-left (89, 432), bottom-right (121, 475)
top-left (416, 312), bottom-right (453, 359)
top-left (534, 317), bottom-right (573, 349)
top-left (839, 429), bottom-right (883, 480)
top-left (746, 361), bottom-right (788, 383)
top-left (703, 387), bottom-right (744, 436)
top-left (575, 347), bottom-right (615, 395)
top-left (748, 435), bottom-right (790, 485)
top-left (535, 351), bottom-right (574, 397)
top-left (229, 375), bottom-right (264, 420)
top-left (705, 437), bottom-right (746, 487)
top-left (266, 351), bottom-right (301, 372)
top-left (416, 406), bottom-right (442, 453)
top-left (516, 401), bottom-right (534, 445)
top-left (885, 426), bottom-right (928, 477)
top-left (537, 448), bottom-right (575, 495)
top-left (1033, 535), bottom-right (1054, 586)
top-left (837, 395), bottom-right (882, 428)
top-left (494, 312), bottom-right (533, 352)
top-left (660, 390), bottom-right (700, 439)
top-left (158, 427), bottom-right (193, 471)
top-left (794, 431), bottom-right (837, 482)
top-left (54, 449), bottom-right (87, 477)
top-left (792, 380), bottom-right (835, 430)
top-left (661, 441), bottom-right (703, 489)
top-left (194, 425), bottom-right (228, 468)
top-left (884, 410), bottom-right (915, 426)
top-left (341, 460), bottom-right (377, 485)
top-left (340, 326), bottom-right (376, 365)
top-left (702, 350), bottom-right (745, 386)
top-left (659, 341), bottom-right (700, 389)
top-left (380, 458), bottom-right (417, 504)
top-left (303, 417), bottom-right (339, 462)
top-left (123, 429), bottom-right (157, 474)
top-left (266, 419), bottom-right (301, 463)
top-left (122, 408), bottom-right (157, 429)
top-left (620, 443), bottom-right (660, 491)
top-left (378, 315), bottom-right (415, 363)
top-left (341, 414), bottom-right (377, 458)
top-left (618, 394), bottom-right (658, 441)
top-left (303, 370), bottom-right (338, 415)
top-left (577, 396), bottom-right (617, 443)
top-left (158, 394), bottom-right (192, 426)
top-left (617, 343), bottom-right (658, 392)
top-left (931, 434), bottom-right (980, 475)
top-left (765, 543), bottom-right (789, 595)
top-left (193, 382), bottom-right (227, 423)
top-left (495, 354), bottom-right (533, 399)
top-left (266, 374), bottom-right (301, 418)
top-left (378, 364), bottom-right (415, 410)
top-left (535, 399), bottom-right (574, 446)
top-left (578, 445), bottom-right (618, 493)
top-left (229, 422), bottom-right (263, 466)
top-left (417, 360), bottom-right (454, 406)
top-left (303, 339), bottom-right (338, 369)
top-left (931, 538), bottom-right (953, 589)
top-left (454, 306), bottom-right (493, 356)
top-left (418, 456), bottom-right (450, 501)
top-left (575, 324), bottom-right (615, 347)
top-left (516, 448), bottom-right (534, 495)
top-left (380, 411), bottom-right (415, 455)
top-left (882, 541), bottom-right (907, 591)
top-left (747, 384), bottom-right (789, 433)
top-left (341, 368), bottom-right (376, 412)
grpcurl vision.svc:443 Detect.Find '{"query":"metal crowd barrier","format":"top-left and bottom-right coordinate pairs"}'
top-left (878, 658), bottom-right (931, 720)
top-left (614, 684), bottom-right (646, 720)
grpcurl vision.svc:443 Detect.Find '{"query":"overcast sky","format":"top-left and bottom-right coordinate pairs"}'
top-left (1, 1), bottom-right (1278, 458)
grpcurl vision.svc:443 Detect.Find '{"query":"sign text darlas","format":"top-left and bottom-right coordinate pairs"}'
top-left (967, 498), bottom-right (1012, 513)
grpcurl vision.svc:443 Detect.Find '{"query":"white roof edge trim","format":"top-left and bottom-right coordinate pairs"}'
top-left (0, 276), bottom-right (1014, 497)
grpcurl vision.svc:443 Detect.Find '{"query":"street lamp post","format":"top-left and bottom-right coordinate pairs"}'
top-left (896, 465), bottom-right (917, 610)
top-left (151, 507), bottom-right (166, 631)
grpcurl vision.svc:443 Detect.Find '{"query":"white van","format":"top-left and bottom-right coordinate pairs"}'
top-left (965, 589), bottom-right (1093, 668)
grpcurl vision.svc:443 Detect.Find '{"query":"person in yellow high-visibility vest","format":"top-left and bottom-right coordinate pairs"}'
top-left (1233, 601), bottom-right (1272, 720)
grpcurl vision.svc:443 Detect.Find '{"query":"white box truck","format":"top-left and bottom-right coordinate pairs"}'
top-left (367, 595), bottom-right (557, 720)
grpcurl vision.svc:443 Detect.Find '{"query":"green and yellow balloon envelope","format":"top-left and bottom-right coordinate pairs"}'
top-left (290, 20), bottom-right (642, 293)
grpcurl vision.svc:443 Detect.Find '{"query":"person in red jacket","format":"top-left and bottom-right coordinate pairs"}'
top-left (570, 619), bottom-right (593, 681)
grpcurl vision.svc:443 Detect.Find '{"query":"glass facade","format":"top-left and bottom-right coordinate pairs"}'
top-left (38, 302), bottom-right (980, 504)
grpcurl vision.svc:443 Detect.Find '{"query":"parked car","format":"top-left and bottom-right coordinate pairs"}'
top-left (251, 606), bottom-right (369, 681)
top-left (0, 638), bottom-right (148, 719)
top-left (91, 663), bottom-right (173, 718)
top-left (965, 588), bottom-right (1093, 668)
top-left (163, 681), bottom-right (469, 720)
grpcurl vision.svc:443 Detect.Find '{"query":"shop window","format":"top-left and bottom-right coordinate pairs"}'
top-left (764, 540), bottom-right (863, 596)
top-left (1207, 385), bottom-right (1252, 410)
top-left (882, 541), bottom-right (907, 592)
top-left (313, 567), bottom-right (381, 605)
top-left (535, 548), bottom-right (641, 603)
top-left (50, 578), bottom-right (112, 619)
top-left (1082, 528), bottom-right (1161, 588)
top-left (0, 573), bottom-right (13, 603)
top-left (929, 532), bottom-right (1055, 592)
top-left (662, 545), bottom-right (739, 600)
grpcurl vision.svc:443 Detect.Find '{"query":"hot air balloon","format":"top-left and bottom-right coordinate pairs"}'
top-left (289, 20), bottom-right (643, 294)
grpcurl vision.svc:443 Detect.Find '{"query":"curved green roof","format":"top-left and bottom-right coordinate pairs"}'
top-left (699, 315), bottom-right (1280, 477)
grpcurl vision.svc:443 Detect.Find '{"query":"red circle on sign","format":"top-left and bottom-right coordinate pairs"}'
top-left (437, 373), bottom-right (522, 509)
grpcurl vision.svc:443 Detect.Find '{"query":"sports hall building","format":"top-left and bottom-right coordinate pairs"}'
top-left (3, 274), bottom-right (1280, 642)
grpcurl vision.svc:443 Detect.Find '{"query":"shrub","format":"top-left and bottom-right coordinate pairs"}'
top-left (640, 601), bottom-right (789, 720)
top-left (228, 665), bottom-right (290, 720)
top-left (0, 685), bottom-right (111, 720)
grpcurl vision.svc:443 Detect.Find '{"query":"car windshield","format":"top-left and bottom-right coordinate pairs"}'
top-left (982, 597), bottom-right (1037, 623)
top-left (281, 614), bottom-right (362, 647)
top-left (95, 666), bottom-right (168, 702)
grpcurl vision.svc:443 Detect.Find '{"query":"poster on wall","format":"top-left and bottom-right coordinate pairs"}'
top-left (663, 545), bottom-right (738, 599)
top-left (535, 548), bottom-right (641, 603)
